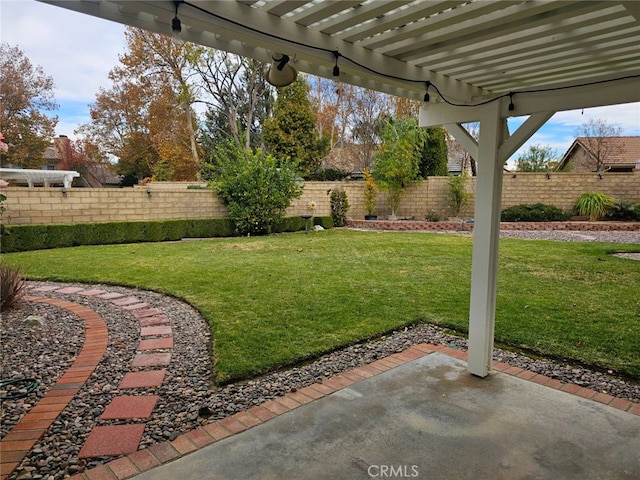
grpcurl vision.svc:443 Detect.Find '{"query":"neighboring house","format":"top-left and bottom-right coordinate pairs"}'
top-left (447, 149), bottom-right (475, 176)
top-left (44, 135), bottom-right (120, 187)
top-left (557, 136), bottom-right (640, 173)
top-left (320, 142), bottom-right (377, 175)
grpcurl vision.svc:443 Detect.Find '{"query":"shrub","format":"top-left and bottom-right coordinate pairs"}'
top-left (501, 203), bottom-right (570, 222)
top-left (0, 261), bottom-right (26, 312)
top-left (186, 219), bottom-right (233, 238)
top-left (143, 221), bottom-right (165, 242)
top-left (275, 216), bottom-right (305, 233)
top-left (214, 148), bottom-right (302, 236)
top-left (574, 192), bottom-right (616, 221)
top-left (314, 216), bottom-right (333, 229)
top-left (1, 225), bottom-right (48, 252)
top-left (604, 199), bottom-right (638, 221)
top-left (330, 189), bottom-right (350, 227)
top-left (634, 204), bottom-right (640, 221)
top-left (45, 225), bottom-right (78, 248)
top-left (425, 211), bottom-right (440, 222)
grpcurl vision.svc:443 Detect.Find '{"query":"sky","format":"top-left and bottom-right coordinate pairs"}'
top-left (2, 0), bottom-right (639, 165)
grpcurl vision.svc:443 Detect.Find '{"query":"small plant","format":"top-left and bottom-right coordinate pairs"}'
top-left (446, 172), bottom-right (471, 218)
top-left (0, 261), bottom-right (26, 312)
top-left (330, 189), bottom-right (349, 227)
top-left (425, 210), bottom-right (440, 222)
top-left (574, 192), bottom-right (616, 221)
top-left (363, 168), bottom-right (377, 217)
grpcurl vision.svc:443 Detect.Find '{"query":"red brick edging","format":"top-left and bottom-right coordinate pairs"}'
top-left (0, 297), bottom-right (108, 480)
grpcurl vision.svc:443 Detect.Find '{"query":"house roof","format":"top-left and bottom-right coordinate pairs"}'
top-left (559, 136), bottom-right (640, 168)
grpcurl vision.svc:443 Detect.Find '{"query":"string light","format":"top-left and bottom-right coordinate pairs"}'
top-left (332, 51), bottom-right (340, 77)
top-left (179, 0), bottom-right (640, 108)
top-left (171, 1), bottom-right (182, 44)
top-left (423, 81), bottom-right (431, 102)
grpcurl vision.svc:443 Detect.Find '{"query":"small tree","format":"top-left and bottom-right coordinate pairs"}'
top-left (214, 144), bottom-right (302, 235)
top-left (363, 168), bottom-right (377, 216)
top-left (372, 117), bottom-right (424, 219)
top-left (447, 171), bottom-right (471, 218)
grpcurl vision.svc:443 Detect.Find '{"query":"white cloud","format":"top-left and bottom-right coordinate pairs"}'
top-left (1, 0), bottom-right (125, 103)
top-left (551, 103), bottom-right (640, 135)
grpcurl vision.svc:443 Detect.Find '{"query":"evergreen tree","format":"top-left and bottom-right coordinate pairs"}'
top-left (419, 126), bottom-right (448, 177)
top-left (262, 77), bottom-right (329, 176)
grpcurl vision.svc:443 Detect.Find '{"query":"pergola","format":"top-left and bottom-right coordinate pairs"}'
top-left (42, 0), bottom-right (640, 377)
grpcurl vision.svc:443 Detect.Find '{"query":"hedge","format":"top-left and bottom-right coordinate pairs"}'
top-left (0, 216), bottom-right (333, 253)
top-left (501, 203), bottom-right (570, 222)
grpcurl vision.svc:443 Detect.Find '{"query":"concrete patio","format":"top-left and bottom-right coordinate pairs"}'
top-left (133, 352), bottom-right (640, 480)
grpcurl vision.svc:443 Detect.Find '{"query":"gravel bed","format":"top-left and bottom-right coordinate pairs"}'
top-left (495, 229), bottom-right (640, 244)
top-left (1, 230), bottom-right (639, 479)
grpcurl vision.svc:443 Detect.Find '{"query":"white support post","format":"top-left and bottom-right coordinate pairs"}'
top-left (467, 100), bottom-right (505, 377)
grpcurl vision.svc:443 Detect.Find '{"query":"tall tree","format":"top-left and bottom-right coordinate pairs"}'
top-left (117, 28), bottom-right (201, 173)
top-left (77, 77), bottom-right (156, 183)
top-left (515, 144), bottom-right (558, 172)
top-left (262, 77), bottom-right (328, 176)
top-left (0, 43), bottom-right (58, 168)
top-left (575, 118), bottom-right (624, 172)
top-left (193, 50), bottom-right (271, 151)
top-left (419, 127), bottom-right (448, 177)
top-left (350, 88), bottom-right (391, 171)
top-left (78, 29), bottom-right (199, 182)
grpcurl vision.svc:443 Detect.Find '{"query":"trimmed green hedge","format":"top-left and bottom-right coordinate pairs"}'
top-left (0, 216), bottom-right (333, 253)
top-left (314, 216), bottom-right (334, 229)
top-left (501, 203), bottom-right (570, 222)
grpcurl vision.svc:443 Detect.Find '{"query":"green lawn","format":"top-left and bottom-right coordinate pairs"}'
top-left (2, 229), bottom-right (639, 382)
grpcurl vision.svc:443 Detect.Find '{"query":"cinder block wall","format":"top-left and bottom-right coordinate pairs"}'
top-left (1, 187), bottom-right (227, 225)
top-left (1, 171), bottom-right (638, 225)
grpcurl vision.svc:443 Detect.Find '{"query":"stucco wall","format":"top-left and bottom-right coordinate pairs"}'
top-left (1, 171), bottom-right (638, 226)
